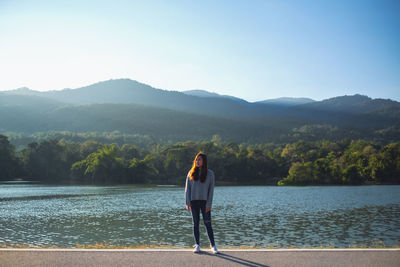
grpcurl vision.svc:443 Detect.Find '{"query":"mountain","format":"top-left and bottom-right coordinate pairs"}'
top-left (291, 94), bottom-right (400, 127)
top-left (0, 93), bottom-right (306, 143)
top-left (2, 92), bottom-right (398, 145)
top-left (4, 79), bottom-right (286, 118)
top-left (295, 94), bottom-right (400, 115)
top-left (5, 87), bottom-right (39, 96)
top-left (1, 94), bottom-right (398, 145)
top-left (2, 79), bottom-right (399, 133)
top-left (182, 89), bottom-right (246, 103)
top-left (0, 92), bottom-right (66, 111)
top-left (256, 97), bottom-right (315, 106)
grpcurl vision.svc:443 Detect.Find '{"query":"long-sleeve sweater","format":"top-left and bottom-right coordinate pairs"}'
top-left (185, 168), bottom-right (215, 208)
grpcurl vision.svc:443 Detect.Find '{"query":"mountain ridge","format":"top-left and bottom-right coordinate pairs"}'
top-left (4, 78), bottom-right (398, 112)
top-left (255, 97), bottom-right (316, 106)
top-left (1, 78), bottom-right (399, 132)
top-left (182, 89), bottom-right (247, 103)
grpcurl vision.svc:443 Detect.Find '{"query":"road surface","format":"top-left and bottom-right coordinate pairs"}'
top-left (0, 248), bottom-right (399, 267)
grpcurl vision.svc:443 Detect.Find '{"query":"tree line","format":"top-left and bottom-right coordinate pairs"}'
top-left (5, 123), bottom-right (400, 152)
top-left (0, 134), bottom-right (399, 185)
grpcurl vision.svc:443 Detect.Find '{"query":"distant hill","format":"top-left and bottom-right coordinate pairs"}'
top-left (4, 79), bottom-right (285, 118)
top-left (5, 87), bottom-right (39, 96)
top-left (0, 93), bottom-right (306, 143)
top-left (5, 79), bottom-right (399, 123)
top-left (182, 89), bottom-right (246, 103)
top-left (0, 92), bottom-right (66, 111)
top-left (2, 93), bottom-right (398, 145)
top-left (290, 94), bottom-right (400, 127)
top-left (2, 79), bottom-right (399, 143)
top-left (296, 94), bottom-right (400, 115)
top-left (256, 97), bottom-right (315, 106)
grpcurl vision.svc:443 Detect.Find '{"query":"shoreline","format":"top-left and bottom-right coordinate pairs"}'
top-left (1, 248), bottom-right (400, 251)
top-left (1, 244), bottom-right (399, 250)
top-left (2, 180), bottom-right (400, 186)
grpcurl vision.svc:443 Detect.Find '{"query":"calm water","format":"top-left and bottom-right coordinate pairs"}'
top-left (0, 184), bottom-right (399, 248)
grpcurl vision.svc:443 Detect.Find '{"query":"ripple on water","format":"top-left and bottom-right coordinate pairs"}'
top-left (0, 185), bottom-right (399, 247)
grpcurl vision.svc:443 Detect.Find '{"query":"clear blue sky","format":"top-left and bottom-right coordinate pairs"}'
top-left (0, 0), bottom-right (399, 102)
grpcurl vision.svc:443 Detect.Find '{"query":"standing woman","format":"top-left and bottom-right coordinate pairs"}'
top-left (185, 152), bottom-right (218, 254)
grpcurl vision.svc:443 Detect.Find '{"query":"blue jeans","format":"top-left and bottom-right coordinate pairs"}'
top-left (190, 200), bottom-right (215, 247)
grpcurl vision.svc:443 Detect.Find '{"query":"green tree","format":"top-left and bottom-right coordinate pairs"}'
top-left (71, 144), bottom-right (127, 184)
top-left (21, 139), bottom-right (71, 182)
top-left (369, 143), bottom-right (400, 184)
top-left (0, 134), bottom-right (20, 180)
top-left (342, 164), bottom-right (363, 185)
top-left (278, 161), bottom-right (315, 185)
top-left (128, 154), bottom-right (159, 184)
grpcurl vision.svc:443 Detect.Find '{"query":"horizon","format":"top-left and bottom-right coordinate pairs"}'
top-left (0, 0), bottom-right (399, 102)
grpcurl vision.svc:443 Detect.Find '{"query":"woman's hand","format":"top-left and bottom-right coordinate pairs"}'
top-left (206, 207), bottom-right (211, 212)
top-left (186, 205), bottom-right (191, 211)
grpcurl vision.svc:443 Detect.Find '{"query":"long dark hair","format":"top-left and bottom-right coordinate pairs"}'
top-left (189, 152), bottom-right (208, 183)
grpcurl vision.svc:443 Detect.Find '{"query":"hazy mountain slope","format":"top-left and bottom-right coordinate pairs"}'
top-left (289, 94), bottom-right (400, 127)
top-left (5, 79), bottom-right (286, 118)
top-left (0, 95), bottom-right (300, 142)
top-left (296, 94), bottom-right (400, 114)
top-left (3, 80), bottom-right (399, 129)
top-left (1, 92), bottom-right (399, 144)
top-left (182, 89), bottom-right (246, 102)
top-left (0, 93), bottom-right (66, 132)
top-left (0, 92), bottom-right (65, 110)
top-left (3, 87), bottom-right (41, 96)
top-left (256, 97), bottom-right (315, 106)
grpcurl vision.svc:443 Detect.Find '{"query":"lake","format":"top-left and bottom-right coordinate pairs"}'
top-left (0, 184), bottom-right (399, 248)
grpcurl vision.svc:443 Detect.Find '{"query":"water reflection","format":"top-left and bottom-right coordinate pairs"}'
top-left (0, 185), bottom-right (399, 247)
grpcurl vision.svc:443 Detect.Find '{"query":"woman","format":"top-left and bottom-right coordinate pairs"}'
top-left (185, 152), bottom-right (218, 254)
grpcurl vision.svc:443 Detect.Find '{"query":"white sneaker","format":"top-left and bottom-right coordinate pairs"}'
top-left (210, 245), bottom-right (219, 254)
top-left (193, 244), bottom-right (200, 253)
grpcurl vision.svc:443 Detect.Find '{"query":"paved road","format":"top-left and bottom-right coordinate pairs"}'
top-left (0, 248), bottom-right (399, 267)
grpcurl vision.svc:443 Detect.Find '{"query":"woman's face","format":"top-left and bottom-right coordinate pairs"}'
top-left (195, 156), bottom-right (204, 168)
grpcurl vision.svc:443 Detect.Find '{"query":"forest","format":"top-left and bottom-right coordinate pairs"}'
top-left (1, 134), bottom-right (399, 186)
